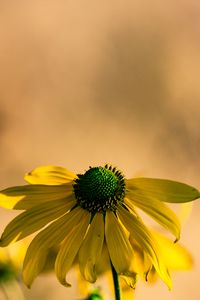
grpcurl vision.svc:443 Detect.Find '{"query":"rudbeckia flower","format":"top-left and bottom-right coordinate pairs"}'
top-left (0, 165), bottom-right (199, 289)
top-left (0, 241), bottom-right (26, 283)
top-left (0, 240), bottom-right (28, 300)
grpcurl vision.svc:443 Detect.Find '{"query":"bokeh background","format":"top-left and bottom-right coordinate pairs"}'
top-left (0, 0), bottom-right (199, 299)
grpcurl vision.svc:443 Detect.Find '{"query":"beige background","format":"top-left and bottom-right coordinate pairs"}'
top-left (0, 0), bottom-right (199, 299)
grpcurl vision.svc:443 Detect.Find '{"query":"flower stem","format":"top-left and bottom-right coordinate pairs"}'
top-left (111, 261), bottom-right (121, 300)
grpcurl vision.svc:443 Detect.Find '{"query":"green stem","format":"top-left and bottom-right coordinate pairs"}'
top-left (111, 261), bottom-right (121, 300)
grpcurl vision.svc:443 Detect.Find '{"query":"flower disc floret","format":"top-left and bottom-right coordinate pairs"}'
top-left (73, 165), bottom-right (125, 213)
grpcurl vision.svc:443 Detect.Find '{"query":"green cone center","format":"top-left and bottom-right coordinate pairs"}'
top-left (73, 165), bottom-right (125, 213)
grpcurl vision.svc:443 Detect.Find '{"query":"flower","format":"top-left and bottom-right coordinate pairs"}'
top-left (0, 165), bottom-right (199, 289)
top-left (0, 240), bottom-right (27, 283)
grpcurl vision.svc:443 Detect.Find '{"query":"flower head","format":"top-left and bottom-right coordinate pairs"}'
top-left (0, 165), bottom-right (199, 289)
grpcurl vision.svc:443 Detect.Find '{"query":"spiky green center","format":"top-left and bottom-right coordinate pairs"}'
top-left (73, 165), bottom-right (125, 213)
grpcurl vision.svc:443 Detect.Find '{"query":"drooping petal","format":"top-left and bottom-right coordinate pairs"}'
top-left (125, 194), bottom-right (180, 241)
top-left (105, 211), bottom-right (136, 285)
top-left (0, 184), bottom-right (73, 210)
top-left (118, 206), bottom-right (172, 289)
top-left (55, 212), bottom-right (90, 286)
top-left (126, 178), bottom-right (200, 203)
top-left (129, 236), bottom-right (151, 277)
top-left (79, 213), bottom-right (104, 283)
top-left (120, 273), bottom-right (138, 289)
top-left (152, 231), bottom-right (193, 271)
top-left (22, 207), bottom-right (88, 287)
top-left (0, 195), bottom-right (76, 246)
top-left (24, 166), bottom-right (77, 185)
top-left (120, 280), bottom-right (136, 300)
top-left (95, 242), bottom-right (111, 275)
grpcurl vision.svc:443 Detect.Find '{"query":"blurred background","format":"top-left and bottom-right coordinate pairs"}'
top-left (0, 0), bottom-right (199, 299)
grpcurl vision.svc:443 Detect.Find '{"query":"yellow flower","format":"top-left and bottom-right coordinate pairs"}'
top-left (0, 165), bottom-right (199, 289)
top-left (0, 240), bottom-right (27, 283)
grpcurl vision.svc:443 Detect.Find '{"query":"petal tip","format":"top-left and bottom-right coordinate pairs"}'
top-left (23, 276), bottom-right (33, 289)
top-left (59, 279), bottom-right (71, 287)
top-left (174, 237), bottom-right (179, 244)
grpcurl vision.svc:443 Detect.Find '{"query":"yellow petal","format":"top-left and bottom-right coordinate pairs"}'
top-left (178, 202), bottom-right (193, 224)
top-left (95, 243), bottom-right (110, 275)
top-left (120, 273), bottom-right (138, 289)
top-left (126, 178), bottom-right (200, 203)
top-left (121, 279), bottom-right (136, 300)
top-left (152, 231), bottom-right (193, 270)
top-left (22, 207), bottom-right (87, 287)
top-left (55, 212), bottom-right (90, 286)
top-left (145, 266), bottom-right (158, 283)
top-left (24, 166), bottom-right (77, 185)
top-left (105, 211), bottom-right (135, 278)
top-left (79, 213), bottom-right (104, 283)
top-left (118, 206), bottom-right (172, 289)
top-left (0, 195), bottom-right (76, 246)
top-left (7, 239), bottom-right (30, 269)
top-left (125, 194), bottom-right (180, 241)
top-left (0, 184), bottom-right (73, 210)
top-left (75, 265), bottom-right (90, 298)
top-left (129, 236), bottom-right (151, 276)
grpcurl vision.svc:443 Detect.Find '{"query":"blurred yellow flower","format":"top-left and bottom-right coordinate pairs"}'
top-left (129, 230), bottom-right (193, 283)
top-left (0, 165), bottom-right (199, 289)
top-left (0, 241), bottom-right (25, 283)
top-left (0, 240), bottom-right (29, 300)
